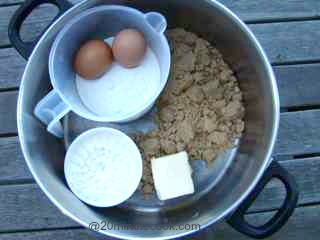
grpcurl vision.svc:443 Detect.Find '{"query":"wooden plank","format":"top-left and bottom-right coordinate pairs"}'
top-left (249, 21), bottom-right (320, 64)
top-left (197, 204), bottom-right (320, 240)
top-left (0, 184), bottom-right (76, 232)
top-left (3, 109), bottom-right (320, 183)
top-left (5, 0), bottom-right (320, 22)
top-left (0, 91), bottom-right (17, 135)
top-left (0, 157), bottom-right (319, 232)
top-left (0, 48), bottom-right (25, 89)
top-left (275, 110), bottom-right (320, 156)
top-left (0, 91), bottom-right (319, 154)
top-left (219, 0), bottom-right (320, 22)
top-left (4, 0), bottom-right (320, 21)
top-left (0, 95), bottom-right (320, 183)
top-left (1, 0), bottom-right (80, 4)
top-left (2, 22), bottom-right (320, 103)
top-left (0, 204), bottom-right (318, 239)
top-left (1, 53), bottom-right (320, 109)
top-left (0, 1), bottom-right (318, 238)
top-left (1, 4), bottom-right (320, 64)
top-left (0, 5), bottom-right (20, 46)
top-left (2, 9), bottom-right (320, 93)
top-left (0, 229), bottom-right (94, 240)
top-left (0, 4), bottom-right (58, 47)
top-left (2, 46), bottom-right (320, 108)
top-left (0, 0), bottom-right (23, 5)
top-left (247, 157), bottom-right (320, 212)
top-left (0, 136), bottom-right (31, 183)
top-left (275, 63), bottom-right (320, 108)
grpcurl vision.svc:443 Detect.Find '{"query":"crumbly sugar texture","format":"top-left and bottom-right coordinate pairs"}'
top-left (132, 28), bottom-right (245, 198)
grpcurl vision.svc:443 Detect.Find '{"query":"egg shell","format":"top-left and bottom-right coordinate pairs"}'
top-left (112, 29), bottom-right (147, 68)
top-left (74, 39), bottom-right (113, 79)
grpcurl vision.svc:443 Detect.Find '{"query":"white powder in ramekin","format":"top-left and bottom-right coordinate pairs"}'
top-left (64, 128), bottom-right (142, 207)
top-left (76, 38), bottom-right (160, 118)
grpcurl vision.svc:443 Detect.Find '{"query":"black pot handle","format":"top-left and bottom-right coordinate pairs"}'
top-left (227, 161), bottom-right (299, 239)
top-left (8, 0), bottom-right (72, 60)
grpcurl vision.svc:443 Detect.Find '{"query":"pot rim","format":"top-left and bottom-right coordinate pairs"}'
top-left (17, 0), bottom-right (280, 239)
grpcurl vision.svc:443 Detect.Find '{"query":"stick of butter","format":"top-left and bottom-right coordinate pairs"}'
top-left (151, 151), bottom-right (195, 201)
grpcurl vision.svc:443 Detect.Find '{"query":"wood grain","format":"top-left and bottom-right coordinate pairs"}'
top-left (1, 0), bottom-right (319, 239)
top-left (0, 4), bottom-right (58, 47)
top-left (0, 156), bottom-right (319, 232)
top-left (0, 137), bottom-right (31, 183)
top-left (1, 88), bottom-right (320, 152)
top-left (1, 4), bottom-right (320, 64)
top-left (0, 5), bottom-right (17, 46)
top-left (1, 1), bottom-right (320, 238)
top-left (0, 91), bottom-right (17, 135)
top-left (0, 203), bottom-right (319, 239)
top-left (2, 48), bottom-right (320, 107)
top-left (275, 110), bottom-right (320, 156)
top-left (247, 157), bottom-right (320, 212)
top-left (219, 0), bottom-right (320, 22)
top-left (0, 229), bottom-right (93, 240)
top-left (0, 48), bottom-right (25, 89)
top-left (0, 184), bottom-right (76, 232)
top-left (0, 0), bottom-right (23, 5)
top-left (249, 21), bottom-right (320, 64)
top-left (196, 204), bottom-right (320, 240)
top-left (1, 99), bottom-right (320, 183)
top-left (275, 63), bottom-right (320, 108)
top-left (5, 0), bottom-right (320, 23)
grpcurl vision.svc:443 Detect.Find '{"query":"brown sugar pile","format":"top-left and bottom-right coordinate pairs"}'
top-left (132, 28), bottom-right (245, 197)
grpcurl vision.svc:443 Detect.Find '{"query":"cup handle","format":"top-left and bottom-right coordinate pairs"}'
top-left (34, 90), bottom-right (71, 138)
top-left (144, 12), bottom-right (167, 34)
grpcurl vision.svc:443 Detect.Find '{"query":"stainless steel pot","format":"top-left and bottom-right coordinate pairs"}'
top-left (9, 0), bottom-right (298, 239)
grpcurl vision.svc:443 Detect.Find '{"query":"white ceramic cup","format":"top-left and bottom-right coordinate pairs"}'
top-left (34, 5), bottom-right (171, 138)
top-left (64, 127), bottom-right (143, 207)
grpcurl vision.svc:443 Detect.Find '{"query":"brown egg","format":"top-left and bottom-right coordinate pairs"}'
top-left (112, 29), bottom-right (147, 68)
top-left (74, 39), bottom-right (113, 79)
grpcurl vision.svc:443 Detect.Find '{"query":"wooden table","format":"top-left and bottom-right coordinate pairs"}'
top-left (1, 0), bottom-right (320, 239)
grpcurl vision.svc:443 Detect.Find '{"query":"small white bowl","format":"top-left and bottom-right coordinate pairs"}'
top-left (64, 127), bottom-right (142, 207)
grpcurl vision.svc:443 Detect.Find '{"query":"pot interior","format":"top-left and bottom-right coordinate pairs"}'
top-left (18, 0), bottom-right (278, 239)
